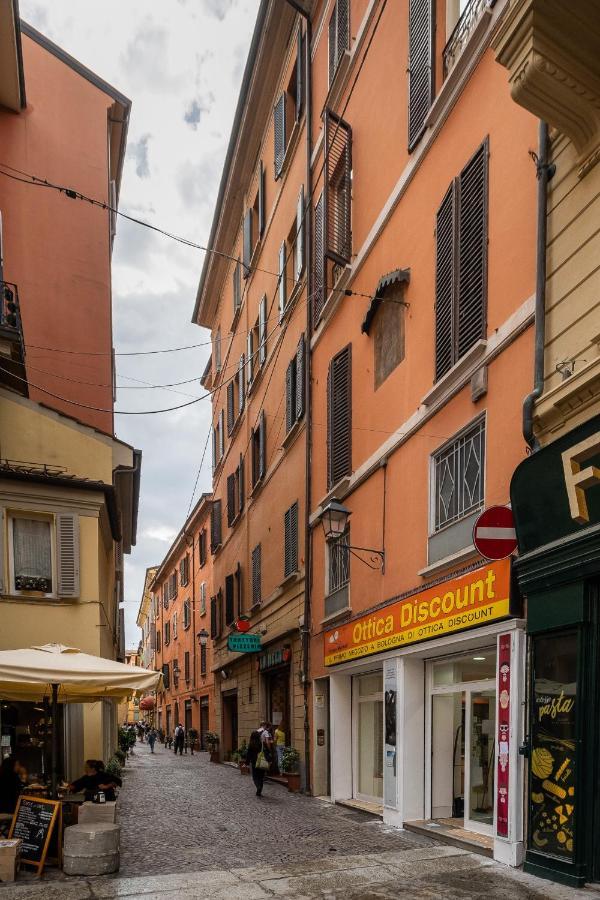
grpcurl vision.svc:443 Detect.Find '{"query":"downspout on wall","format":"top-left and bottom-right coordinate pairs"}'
top-left (523, 121), bottom-right (553, 452)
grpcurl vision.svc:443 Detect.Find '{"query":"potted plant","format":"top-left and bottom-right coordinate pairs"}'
top-left (280, 747), bottom-right (301, 792)
top-left (205, 731), bottom-right (220, 762)
top-left (237, 740), bottom-right (249, 775)
top-left (188, 728), bottom-right (198, 755)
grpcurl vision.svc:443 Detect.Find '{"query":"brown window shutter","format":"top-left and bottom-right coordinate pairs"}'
top-left (313, 195), bottom-right (325, 323)
top-left (259, 411), bottom-right (266, 480)
top-left (296, 334), bottom-right (305, 421)
top-left (274, 93), bottom-right (286, 177)
top-left (252, 543), bottom-right (261, 606)
top-left (296, 25), bottom-right (303, 121)
top-left (284, 501), bottom-right (299, 578)
top-left (435, 182), bottom-right (456, 381)
top-left (210, 596), bottom-right (218, 639)
top-left (210, 499), bottom-right (222, 552)
top-left (408, 0), bottom-right (434, 151)
top-left (243, 209), bottom-right (253, 275)
top-left (227, 381), bottom-right (235, 435)
top-left (238, 453), bottom-right (245, 513)
top-left (258, 160), bottom-right (266, 237)
top-left (457, 140), bottom-right (488, 359)
top-left (227, 473), bottom-right (236, 526)
top-left (327, 345), bottom-right (352, 489)
top-left (286, 357), bottom-right (296, 434)
top-left (233, 259), bottom-right (241, 312)
top-left (217, 588), bottom-right (223, 637)
top-left (324, 109), bottom-right (352, 267)
top-left (235, 561), bottom-right (242, 617)
top-left (184, 651), bottom-right (190, 681)
top-left (225, 574), bottom-right (234, 625)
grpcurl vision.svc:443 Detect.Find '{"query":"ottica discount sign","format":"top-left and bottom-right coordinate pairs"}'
top-left (324, 558), bottom-right (511, 666)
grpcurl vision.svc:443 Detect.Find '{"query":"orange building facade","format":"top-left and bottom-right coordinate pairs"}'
top-left (153, 495), bottom-right (214, 748)
top-left (306, 0), bottom-right (537, 867)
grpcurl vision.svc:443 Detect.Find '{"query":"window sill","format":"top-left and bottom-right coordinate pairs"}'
top-left (310, 266), bottom-right (352, 350)
top-left (1, 592), bottom-right (66, 603)
top-left (320, 605), bottom-right (352, 627)
top-left (280, 569), bottom-right (301, 591)
top-left (421, 340), bottom-right (487, 408)
top-left (322, 50), bottom-right (352, 117)
top-left (249, 476), bottom-right (265, 500)
top-left (282, 417), bottom-right (305, 452)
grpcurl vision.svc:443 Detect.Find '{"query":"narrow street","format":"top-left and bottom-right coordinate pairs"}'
top-left (1, 741), bottom-right (594, 899)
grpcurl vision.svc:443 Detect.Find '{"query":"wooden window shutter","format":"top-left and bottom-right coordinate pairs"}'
top-left (211, 426), bottom-right (217, 472)
top-left (225, 573), bottom-right (234, 625)
top-left (238, 354), bottom-right (245, 414)
top-left (435, 182), bottom-right (456, 381)
top-left (327, 345), bottom-right (352, 489)
top-left (219, 409), bottom-right (225, 458)
top-left (274, 93), bottom-right (287, 177)
top-left (184, 651), bottom-right (190, 681)
top-left (210, 595), bottom-right (218, 639)
top-left (286, 357), bottom-right (296, 434)
top-left (324, 109), bottom-right (352, 267)
top-left (278, 241), bottom-right (287, 318)
top-left (227, 473), bottom-right (236, 526)
top-left (233, 260), bottom-right (241, 312)
top-left (235, 561), bottom-right (242, 616)
top-left (284, 501), bottom-right (299, 578)
top-left (210, 499), bottom-right (222, 552)
top-left (296, 185), bottom-right (305, 281)
top-left (199, 529), bottom-right (207, 566)
top-left (243, 209), bottom-right (253, 275)
top-left (328, 10), bottom-right (337, 85)
top-left (200, 644), bottom-right (207, 675)
top-left (259, 295), bottom-right (267, 364)
top-left (296, 25), bottom-right (303, 121)
top-left (259, 411), bottom-right (266, 480)
top-left (162, 663), bottom-right (170, 689)
top-left (247, 331), bottom-right (254, 384)
top-left (258, 160), bottom-right (266, 237)
top-left (226, 381), bottom-right (235, 435)
top-left (296, 334), bottom-right (305, 421)
top-left (57, 513), bottom-right (80, 598)
top-left (313, 195), bottom-right (325, 323)
top-left (329, 0), bottom-right (349, 84)
top-left (457, 140), bottom-right (488, 359)
top-left (252, 543), bottom-right (261, 606)
top-left (238, 453), bottom-right (245, 514)
top-left (217, 588), bottom-right (223, 636)
top-left (407, 0), bottom-right (434, 151)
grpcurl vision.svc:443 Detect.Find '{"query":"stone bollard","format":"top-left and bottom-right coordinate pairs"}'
top-left (77, 802), bottom-right (117, 824)
top-left (63, 823), bottom-right (120, 876)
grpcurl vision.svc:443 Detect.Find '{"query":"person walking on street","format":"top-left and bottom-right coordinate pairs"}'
top-left (174, 723), bottom-right (185, 755)
top-left (274, 722), bottom-right (286, 773)
top-left (246, 730), bottom-right (269, 797)
top-left (147, 727), bottom-right (157, 753)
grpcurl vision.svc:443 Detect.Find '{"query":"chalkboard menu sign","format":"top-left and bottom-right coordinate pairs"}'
top-left (9, 796), bottom-right (60, 874)
top-left (530, 632), bottom-right (577, 860)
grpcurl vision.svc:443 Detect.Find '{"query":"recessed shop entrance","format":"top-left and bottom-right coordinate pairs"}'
top-left (352, 671), bottom-right (384, 807)
top-left (426, 648), bottom-right (496, 837)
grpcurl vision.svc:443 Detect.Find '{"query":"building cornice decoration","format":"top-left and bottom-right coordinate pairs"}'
top-left (494, 0), bottom-right (600, 175)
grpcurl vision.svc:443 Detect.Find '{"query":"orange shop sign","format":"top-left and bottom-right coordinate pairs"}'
top-left (324, 558), bottom-right (512, 666)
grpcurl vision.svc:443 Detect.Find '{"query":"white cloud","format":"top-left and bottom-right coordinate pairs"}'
top-left (143, 526), bottom-right (178, 543)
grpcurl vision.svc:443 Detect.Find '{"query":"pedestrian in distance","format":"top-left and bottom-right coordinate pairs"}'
top-left (246, 730), bottom-right (270, 797)
top-left (147, 727), bottom-right (157, 754)
top-left (274, 721), bottom-right (286, 773)
top-left (174, 723), bottom-right (185, 755)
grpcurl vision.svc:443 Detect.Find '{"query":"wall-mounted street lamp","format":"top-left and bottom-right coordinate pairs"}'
top-left (196, 628), bottom-right (209, 647)
top-left (319, 499), bottom-right (385, 572)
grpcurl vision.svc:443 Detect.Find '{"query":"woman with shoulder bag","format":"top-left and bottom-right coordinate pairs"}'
top-left (246, 730), bottom-right (269, 797)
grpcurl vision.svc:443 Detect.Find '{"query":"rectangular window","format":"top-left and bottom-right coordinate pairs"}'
top-left (214, 327), bottom-right (222, 373)
top-left (227, 472), bottom-right (236, 527)
top-left (251, 411), bottom-right (266, 488)
top-left (225, 573), bottom-right (235, 626)
top-left (432, 417), bottom-right (485, 532)
top-left (284, 501), bottom-right (299, 579)
top-left (210, 499), bottom-right (222, 552)
top-left (324, 109), bottom-right (352, 270)
top-left (435, 140), bottom-right (488, 381)
top-left (12, 517), bottom-right (52, 594)
top-left (259, 295), bottom-right (267, 365)
top-left (328, 0), bottom-right (350, 84)
top-left (243, 208), bottom-right (253, 275)
top-left (227, 381), bottom-right (235, 435)
top-left (200, 581), bottom-right (206, 615)
top-left (210, 594), bottom-right (220, 639)
top-left (156, 629), bottom-right (161, 652)
top-left (162, 663), bottom-right (170, 690)
top-left (252, 544), bottom-right (261, 607)
top-left (172, 659), bottom-right (179, 688)
top-left (238, 354), bottom-right (245, 415)
top-left (162, 582), bottom-right (168, 609)
top-left (278, 240), bottom-right (287, 318)
top-left (373, 284), bottom-right (406, 389)
top-left (200, 644), bottom-right (207, 676)
top-left (285, 335), bottom-right (305, 434)
top-left (199, 529), bottom-right (207, 567)
top-left (258, 160), bottom-right (266, 237)
top-left (164, 621), bottom-right (170, 646)
top-left (408, 0), bottom-right (434, 150)
top-left (296, 185), bottom-right (305, 282)
top-left (233, 259), bottom-right (242, 313)
top-left (183, 598), bottom-right (191, 630)
top-left (184, 651), bottom-right (190, 682)
top-left (170, 571), bottom-right (178, 600)
top-left (327, 344), bottom-right (352, 489)
top-left (326, 528), bottom-right (350, 617)
top-left (180, 554), bottom-right (190, 587)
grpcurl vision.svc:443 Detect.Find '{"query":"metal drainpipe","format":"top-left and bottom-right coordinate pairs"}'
top-left (523, 121), bottom-right (553, 451)
top-left (283, 0), bottom-right (313, 794)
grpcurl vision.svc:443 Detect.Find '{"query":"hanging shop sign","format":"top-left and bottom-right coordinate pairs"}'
top-left (227, 633), bottom-right (261, 653)
top-left (258, 646), bottom-right (291, 671)
top-left (324, 558), bottom-right (514, 666)
top-left (473, 506), bottom-right (517, 561)
top-left (496, 633), bottom-right (511, 838)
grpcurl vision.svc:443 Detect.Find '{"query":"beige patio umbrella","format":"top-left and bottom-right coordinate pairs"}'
top-left (0, 644), bottom-right (163, 795)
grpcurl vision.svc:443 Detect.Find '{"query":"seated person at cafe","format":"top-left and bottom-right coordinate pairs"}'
top-left (0, 755), bottom-right (27, 814)
top-left (69, 759), bottom-right (121, 801)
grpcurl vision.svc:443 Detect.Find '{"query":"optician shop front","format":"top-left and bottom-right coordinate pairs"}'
top-left (322, 557), bottom-right (526, 866)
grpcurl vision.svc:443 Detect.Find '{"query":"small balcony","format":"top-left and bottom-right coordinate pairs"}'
top-left (0, 281), bottom-right (27, 396)
top-left (443, 0), bottom-right (495, 78)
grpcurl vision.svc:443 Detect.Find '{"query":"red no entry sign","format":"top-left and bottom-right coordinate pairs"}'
top-left (473, 506), bottom-right (517, 561)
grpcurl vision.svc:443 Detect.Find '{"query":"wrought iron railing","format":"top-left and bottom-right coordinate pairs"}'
top-left (0, 281), bottom-right (22, 335)
top-left (443, 0), bottom-right (494, 78)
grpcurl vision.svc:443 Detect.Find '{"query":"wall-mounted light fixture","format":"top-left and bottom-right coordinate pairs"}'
top-left (319, 499), bottom-right (385, 572)
top-left (196, 628), bottom-right (209, 647)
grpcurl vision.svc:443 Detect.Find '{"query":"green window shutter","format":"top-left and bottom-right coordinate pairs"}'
top-left (57, 513), bottom-right (80, 598)
top-left (408, 0), bottom-right (434, 151)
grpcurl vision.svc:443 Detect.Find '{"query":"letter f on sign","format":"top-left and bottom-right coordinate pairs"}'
top-left (562, 433), bottom-right (600, 524)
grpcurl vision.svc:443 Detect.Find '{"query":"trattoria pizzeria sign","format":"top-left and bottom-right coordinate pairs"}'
top-left (324, 558), bottom-right (511, 666)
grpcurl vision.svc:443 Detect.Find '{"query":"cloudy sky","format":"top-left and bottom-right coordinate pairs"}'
top-left (20, 0), bottom-right (258, 647)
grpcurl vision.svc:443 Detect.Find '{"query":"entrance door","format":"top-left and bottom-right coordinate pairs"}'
top-left (222, 692), bottom-right (238, 757)
top-left (352, 672), bottom-right (384, 804)
top-left (428, 649), bottom-right (496, 836)
top-left (200, 699), bottom-right (209, 751)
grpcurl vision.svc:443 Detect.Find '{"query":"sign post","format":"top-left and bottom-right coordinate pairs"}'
top-left (227, 633), bottom-right (262, 653)
top-left (473, 505), bottom-right (518, 561)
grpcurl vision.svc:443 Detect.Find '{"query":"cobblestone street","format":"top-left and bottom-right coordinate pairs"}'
top-left (1, 740), bottom-right (597, 897)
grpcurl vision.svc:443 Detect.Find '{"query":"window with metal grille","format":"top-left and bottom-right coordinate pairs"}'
top-left (233, 259), bottom-right (242, 313)
top-left (433, 417), bottom-right (485, 532)
top-left (252, 544), bottom-right (261, 607)
top-left (285, 335), bottom-right (305, 434)
top-left (184, 651), bottom-right (190, 682)
top-left (435, 139), bottom-right (488, 381)
top-left (327, 344), bottom-right (352, 489)
top-left (408, 0), bottom-right (434, 151)
top-left (284, 501), bottom-right (299, 578)
top-left (328, 0), bottom-right (349, 84)
top-left (329, 529), bottom-right (350, 595)
top-left (199, 529), bottom-right (207, 567)
top-left (210, 499), bottom-right (222, 552)
top-left (251, 412), bottom-right (266, 488)
top-left (324, 109), bottom-right (352, 271)
top-left (225, 573), bottom-right (235, 626)
top-left (200, 644), bottom-right (207, 676)
top-left (183, 598), bottom-right (191, 629)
